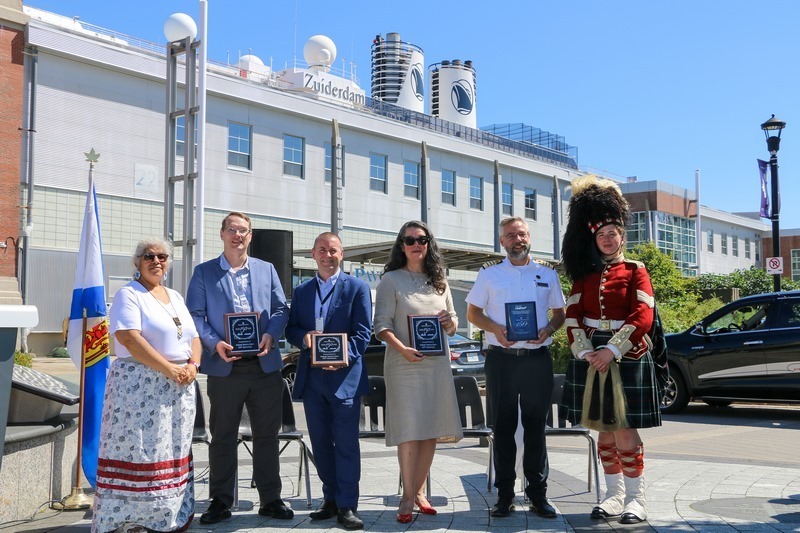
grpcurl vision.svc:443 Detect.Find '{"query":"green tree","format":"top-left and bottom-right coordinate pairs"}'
top-left (627, 242), bottom-right (690, 305)
top-left (693, 266), bottom-right (800, 297)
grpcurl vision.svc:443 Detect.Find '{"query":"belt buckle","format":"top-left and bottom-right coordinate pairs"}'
top-left (598, 319), bottom-right (611, 331)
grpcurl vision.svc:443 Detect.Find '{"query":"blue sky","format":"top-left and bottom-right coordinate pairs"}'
top-left (27, 0), bottom-right (800, 228)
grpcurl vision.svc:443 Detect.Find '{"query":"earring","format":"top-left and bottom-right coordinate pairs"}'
top-left (162, 272), bottom-right (168, 282)
top-left (134, 270), bottom-right (141, 280)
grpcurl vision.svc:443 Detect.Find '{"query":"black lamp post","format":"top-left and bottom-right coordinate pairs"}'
top-left (761, 114), bottom-right (786, 293)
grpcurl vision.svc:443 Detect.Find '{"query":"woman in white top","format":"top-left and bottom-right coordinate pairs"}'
top-left (93, 238), bottom-right (201, 533)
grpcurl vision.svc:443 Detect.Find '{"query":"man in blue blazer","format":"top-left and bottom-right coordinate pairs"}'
top-left (286, 232), bottom-right (372, 530)
top-left (186, 212), bottom-right (292, 524)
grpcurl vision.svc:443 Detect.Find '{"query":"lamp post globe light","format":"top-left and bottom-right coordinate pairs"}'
top-left (761, 114), bottom-right (786, 293)
top-left (163, 13), bottom-right (197, 43)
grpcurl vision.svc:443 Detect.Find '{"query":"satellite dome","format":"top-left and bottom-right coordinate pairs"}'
top-left (238, 54), bottom-right (264, 68)
top-left (303, 35), bottom-right (337, 69)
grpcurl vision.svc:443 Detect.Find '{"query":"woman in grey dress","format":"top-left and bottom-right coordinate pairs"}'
top-left (374, 220), bottom-right (463, 523)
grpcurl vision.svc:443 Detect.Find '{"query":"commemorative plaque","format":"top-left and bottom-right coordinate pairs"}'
top-left (407, 314), bottom-right (445, 355)
top-left (311, 333), bottom-right (349, 368)
top-left (224, 312), bottom-right (261, 357)
top-left (505, 301), bottom-right (538, 342)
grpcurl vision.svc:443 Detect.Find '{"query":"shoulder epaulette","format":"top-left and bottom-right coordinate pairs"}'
top-left (624, 259), bottom-right (646, 269)
top-left (534, 259), bottom-right (553, 269)
top-left (481, 258), bottom-right (503, 270)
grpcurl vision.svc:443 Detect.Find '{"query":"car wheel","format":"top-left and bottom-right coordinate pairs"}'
top-left (703, 399), bottom-right (733, 408)
top-left (660, 368), bottom-right (689, 414)
top-left (282, 364), bottom-right (297, 394)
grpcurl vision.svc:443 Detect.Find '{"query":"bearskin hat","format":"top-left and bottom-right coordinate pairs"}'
top-left (562, 175), bottom-right (630, 282)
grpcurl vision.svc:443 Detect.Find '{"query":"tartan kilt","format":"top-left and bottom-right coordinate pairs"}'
top-left (559, 351), bottom-right (662, 429)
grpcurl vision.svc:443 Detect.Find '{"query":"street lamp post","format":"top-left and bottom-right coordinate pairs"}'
top-left (761, 114), bottom-right (786, 293)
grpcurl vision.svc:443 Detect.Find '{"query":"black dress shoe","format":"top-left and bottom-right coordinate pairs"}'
top-left (337, 508), bottom-right (364, 530)
top-left (490, 497), bottom-right (515, 517)
top-left (200, 498), bottom-right (231, 524)
top-left (258, 498), bottom-right (294, 519)
top-left (309, 500), bottom-right (338, 520)
top-left (620, 512), bottom-right (645, 524)
top-left (529, 497), bottom-right (557, 518)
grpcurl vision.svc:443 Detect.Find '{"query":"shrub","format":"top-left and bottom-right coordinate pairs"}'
top-left (14, 350), bottom-right (33, 367)
top-left (48, 346), bottom-right (70, 358)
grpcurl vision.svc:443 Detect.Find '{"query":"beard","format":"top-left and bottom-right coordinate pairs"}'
top-left (505, 243), bottom-right (530, 261)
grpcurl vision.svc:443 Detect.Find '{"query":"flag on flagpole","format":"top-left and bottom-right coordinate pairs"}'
top-left (66, 154), bottom-right (110, 489)
top-left (758, 159), bottom-right (769, 219)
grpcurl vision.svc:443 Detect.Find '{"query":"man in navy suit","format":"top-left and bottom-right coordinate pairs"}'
top-left (187, 212), bottom-right (292, 524)
top-left (286, 232), bottom-right (372, 530)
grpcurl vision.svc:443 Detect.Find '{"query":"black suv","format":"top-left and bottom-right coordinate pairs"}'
top-left (661, 290), bottom-right (800, 414)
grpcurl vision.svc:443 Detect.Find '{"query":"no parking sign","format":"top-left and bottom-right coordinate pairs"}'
top-left (766, 257), bottom-right (784, 275)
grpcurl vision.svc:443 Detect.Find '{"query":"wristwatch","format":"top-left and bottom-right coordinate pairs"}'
top-left (189, 360), bottom-right (201, 371)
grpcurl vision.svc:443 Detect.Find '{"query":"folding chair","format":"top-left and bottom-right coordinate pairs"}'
top-left (452, 376), bottom-right (494, 492)
top-left (546, 374), bottom-right (601, 503)
top-left (358, 376), bottom-right (430, 499)
top-left (238, 378), bottom-right (313, 508)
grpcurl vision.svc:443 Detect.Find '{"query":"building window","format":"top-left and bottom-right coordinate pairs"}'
top-left (706, 229), bottom-right (713, 253)
top-left (370, 153), bottom-right (387, 193)
top-left (469, 176), bottom-right (483, 210)
top-left (283, 134), bottom-right (304, 178)
top-left (721, 233), bottom-right (728, 255)
top-left (792, 250), bottom-right (800, 282)
top-left (627, 212), bottom-right (647, 246)
top-left (324, 142), bottom-right (345, 185)
top-left (501, 183), bottom-right (513, 215)
top-left (176, 116), bottom-right (185, 157)
top-left (745, 238), bottom-right (751, 259)
top-left (228, 122), bottom-right (252, 169)
top-left (441, 169), bottom-right (456, 205)
top-left (650, 212), bottom-right (696, 274)
top-left (551, 194), bottom-right (556, 223)
top-left (732, 237), bottom-right (739, 257)
top-left (404, 161), bottom-right (420, 199)
top-left (524, 188), bottom-right (536, 220)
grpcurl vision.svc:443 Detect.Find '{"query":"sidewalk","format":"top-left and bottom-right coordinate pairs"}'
top-left (3, 357), bottom-right (799, 532)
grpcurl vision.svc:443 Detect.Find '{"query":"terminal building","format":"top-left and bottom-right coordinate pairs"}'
top-left (0, 2), bottom-right (776, 352)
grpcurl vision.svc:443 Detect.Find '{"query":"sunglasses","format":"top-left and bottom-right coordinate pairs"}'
top-left (142, 252), bottom-right (169, 263)
top-left (401, 236), bottom-right (430, 246)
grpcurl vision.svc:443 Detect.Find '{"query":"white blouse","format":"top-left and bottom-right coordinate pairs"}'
top-left (109, 281), bottom-right (198, 363)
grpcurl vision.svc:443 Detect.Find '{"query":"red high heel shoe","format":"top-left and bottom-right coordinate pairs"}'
top-left (396, 512), bottom-right (413, 523)
top-left (415, 501), bottom-right (437, 515)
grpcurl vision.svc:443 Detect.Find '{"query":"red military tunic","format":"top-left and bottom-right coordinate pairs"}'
top-left (565, 257), bottom-right (654, 360)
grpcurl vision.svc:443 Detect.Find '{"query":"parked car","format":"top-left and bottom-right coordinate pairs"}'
top-left (281, 333), bottom-right (486, 394)
top-left (661, 290), bottom-right (800, 414)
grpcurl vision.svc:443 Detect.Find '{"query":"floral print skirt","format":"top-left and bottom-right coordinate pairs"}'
top-left (92, 359), bottom-right (196, 533)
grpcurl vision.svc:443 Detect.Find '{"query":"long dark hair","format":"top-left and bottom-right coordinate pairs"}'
top-left (383, 220), bottom-right (447, 294)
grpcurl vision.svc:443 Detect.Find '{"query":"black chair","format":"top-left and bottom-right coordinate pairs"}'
top-left (547, 374), bottom-right (600, 503)
top-left (238, 378), bottom-right (313, 508)
top-left (452, 376), bottom-right (494, 492)
top-left (358, 376), bottom-right (430, 498)
top-left (192, 380), bottom-right (210, 445)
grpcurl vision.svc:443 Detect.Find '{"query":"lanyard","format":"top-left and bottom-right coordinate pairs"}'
top-left (316, 278), bottom-right (335, 318)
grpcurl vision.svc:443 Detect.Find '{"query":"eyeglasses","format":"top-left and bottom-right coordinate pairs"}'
top-left (142, 252), bottom-right (169, 263)
top-left (224, 228), bottom-right (251, 236)
top-left (401, 236), bottom-right (430, 246)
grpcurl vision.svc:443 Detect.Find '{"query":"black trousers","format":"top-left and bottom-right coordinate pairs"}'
top-left (207, 359), bottom-right (283, 507)
top-left (484, 347), bottom-right (554, 500)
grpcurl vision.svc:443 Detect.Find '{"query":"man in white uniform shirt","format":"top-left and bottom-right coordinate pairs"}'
top-left (466, 217), bottom-right (566, 518)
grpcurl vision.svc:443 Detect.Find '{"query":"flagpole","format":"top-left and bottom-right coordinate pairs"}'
top-left (60, 150), bottom-right (104, 511)
top-left (60, 309), bottom-right (92, 509)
